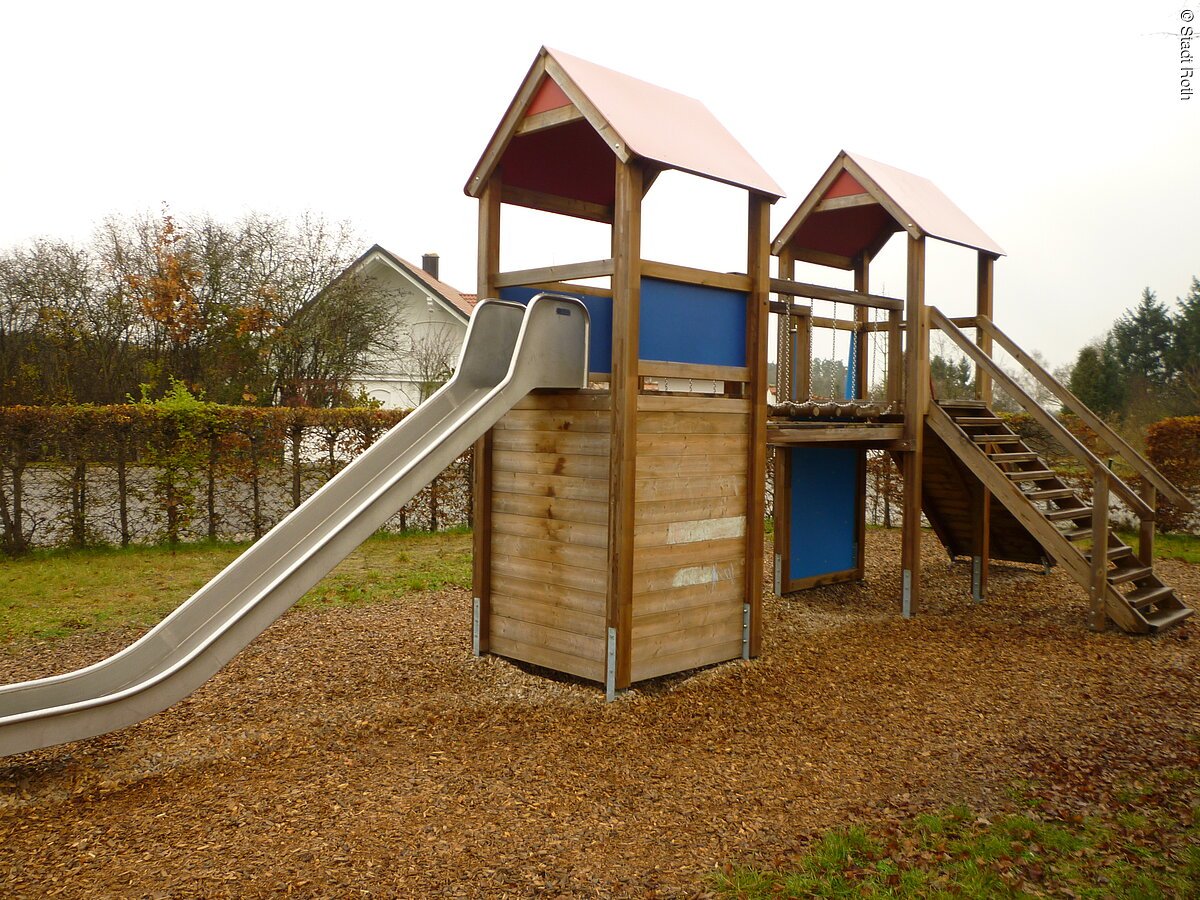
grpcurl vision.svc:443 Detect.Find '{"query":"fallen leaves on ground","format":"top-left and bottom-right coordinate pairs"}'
top-left (0, 530), bottom-right (1196, 898)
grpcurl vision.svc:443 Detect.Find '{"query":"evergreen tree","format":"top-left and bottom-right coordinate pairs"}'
top-left (930, 353), bottom-right (973, 400)
top-left (1169, 276), bottom-right (1200, 413)
top-left (1110, 287), bottom-right (1174, 387)
top-left (1068, 340), bottom-right (1124, 417)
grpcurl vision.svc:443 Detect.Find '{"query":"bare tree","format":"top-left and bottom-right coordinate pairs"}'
top-left (406, 321), bottom-right (460, 402)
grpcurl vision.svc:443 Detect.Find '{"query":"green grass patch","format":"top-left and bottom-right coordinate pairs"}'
top-left (0, 530), bottom-right (472, 644)
top-left (711, 767), bottom-right (1200, 898)
top-left (1117, 531), bottom-right (1200, 565)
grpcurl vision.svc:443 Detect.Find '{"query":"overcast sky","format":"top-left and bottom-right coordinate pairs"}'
top-left (2, 1), bottom-right (1196, 369)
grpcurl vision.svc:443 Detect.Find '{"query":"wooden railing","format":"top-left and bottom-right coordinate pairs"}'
top-left (928, 307), bottom-right (1156, 581)
top-left (974, 315), bottom-right (1192, 513)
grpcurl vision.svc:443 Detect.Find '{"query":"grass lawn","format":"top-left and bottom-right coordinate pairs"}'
top-left (713, 767), bottom-right (1200, 898)
top-left (0, 529), bottom-right (472, 643)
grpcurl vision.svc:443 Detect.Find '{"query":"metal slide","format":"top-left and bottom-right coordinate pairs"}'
top-left (0, 295), bottom-right (589, 757)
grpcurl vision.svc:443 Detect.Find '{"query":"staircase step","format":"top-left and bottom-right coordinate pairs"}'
top-left (1063, 527), bottom-right (1093, 541)
top-left (990, 451), bottom-right (1039, 462)
top-left (1088, 544), bottom-right (1134, 563)
top-left (973, 434), bottom-right (1022, 444)
top-left (1027, 487), bottom-right (1077, 501)
top-left (1007, 469), bottom-right (1058, 481)
top-left (957, 417), bottom-right (1005, 426)
top-left (1145, 607), bottom-right (1194, 632)
top-left (1127, 585), bottom-right (1176, 611)
top-left (940, 399), bottom-right (988, 408)
top-left (1109, 565), bottom-right (1154, 586)
top-left (1045, 506), bottom-right (1091, 521)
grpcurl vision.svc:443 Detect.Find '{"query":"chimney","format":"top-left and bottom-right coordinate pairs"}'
top-left (421, 252), bottom-right (440, 280)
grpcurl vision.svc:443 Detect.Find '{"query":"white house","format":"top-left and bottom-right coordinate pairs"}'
top-left (341, 245), bottom-right (476, 408)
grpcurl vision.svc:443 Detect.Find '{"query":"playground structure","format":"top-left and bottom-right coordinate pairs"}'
top-left (0, 46), bottom-right (1194, 756)
top-left (463, 47), bottom-right (1195, 699)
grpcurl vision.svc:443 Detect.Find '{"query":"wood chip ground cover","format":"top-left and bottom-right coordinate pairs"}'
top-left (1, 530), bottom-right (1197, 898)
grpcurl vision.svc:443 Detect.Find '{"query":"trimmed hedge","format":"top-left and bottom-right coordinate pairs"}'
top-left (0, 404), bottom-right (471, 554)
top-left (1147, 416), bottom-right (1200, 531)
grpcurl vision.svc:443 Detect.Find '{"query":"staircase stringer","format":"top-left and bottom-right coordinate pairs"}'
top-left (926, 404), bottom-right (1148, 632)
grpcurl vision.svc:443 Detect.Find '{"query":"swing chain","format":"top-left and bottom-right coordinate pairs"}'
top-left (829, 300), bottom-right (838, 400)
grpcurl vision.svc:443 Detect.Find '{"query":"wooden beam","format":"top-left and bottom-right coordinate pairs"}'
top-left (501, 185), bottom-right (613, 224)
top-left (901, 235), bottom-right (927, 618)
top-left (493, 259), bottom-right (614, 288)
top-left (771, 152), bottom-right (847, 255)
top-left (790, 247), bottom-right (856, 270)
top-left (853, 255), bottom-right (871, 399)
top-left (975, 252), bottom-right (995, 404)
top-left (746, 193), bottom-right (771, 658)
top-left (842, 155), bottom-right (924, 241)
top-left (638, 360), bottom-right (750, 382)
top-left (934, 310), bottom-right (1153, 520)
top-left (1090, 470), bottom-right (1109, 631)
top-left (641, 259), bottom-right (752, 292)
top-left (976, 316), bottom-right (1192, 512)
top-left (472, 174), bottom-right (502, 655)
top-left (518, 280), bottom-right (612, 298)
top-left (544, 55), bottom-right (632, 163)
top-left (769, 277), bottom-right (903, 311)
top-left (466, 56), bottom-right (547, 198)
top-left (814, 193), bottom-right (878, 213)
top-left (773, 448), bottom-right (790, 596)
top-left (767, 423), bottom-right (906, 444)
top-left (925, 404), bottom-right (1143, 633)
top-left (607, 160), bottom-right (642, 694)
top-left (514, 104), bottom-right (584, 135)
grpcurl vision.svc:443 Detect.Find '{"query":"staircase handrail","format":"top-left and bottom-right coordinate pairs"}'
top-left (974, 315), bottom-right (1193, 513)
top-left (928, 307), bottom-right (1153, 521)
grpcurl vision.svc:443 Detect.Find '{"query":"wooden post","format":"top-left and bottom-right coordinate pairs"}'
top-left (901, 235), bottom-right (927, 617)
top-left (471, 173), bottom-right (501, 656)
top-left (887, 308), bottom-right (902, 405)
top-left (746, 194), bottom-right (771, 656)
top-left (853, 253), bottom-right (870, 583)
top-left (971, 490), bottom-right (990, 602)
top-left (975, 252), bottom-right (995, 404)
top-left (1090, 468), bottom-right (1110, 631)
top-left (1139, 485), bottom-right (1157, 567)
top-left (606, 160), bottom-right (643, 695)
top-left (970, 252), bottom-right (995, 601)
top-left (853, 254), bottom-right (871, 399)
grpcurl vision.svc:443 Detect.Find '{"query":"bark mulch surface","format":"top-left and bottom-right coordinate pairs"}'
top-left (1, 530), bottom-right (1198, 898)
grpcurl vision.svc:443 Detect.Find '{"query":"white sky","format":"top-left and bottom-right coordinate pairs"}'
top-left (2, 1), bottom-right (1196, 369)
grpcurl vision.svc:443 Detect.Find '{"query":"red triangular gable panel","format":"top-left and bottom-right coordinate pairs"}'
top-left (823, 169), bottom-right (868, 200)
top-left (526, 77), bottom-right (572, 116)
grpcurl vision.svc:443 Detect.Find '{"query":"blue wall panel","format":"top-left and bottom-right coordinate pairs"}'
top-left (498, 287), bottom-right (612, 374)
top-left (639, 277), bottom-right (746, 367)
top-left (500, 277), bottom-right (746, 374)
top-left (787, 446), bottom-right (858, 580)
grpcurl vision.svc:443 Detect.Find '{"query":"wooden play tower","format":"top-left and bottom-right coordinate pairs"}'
top-left (463, 49), bottom-right (1193, 699)
top-left (465, 48), bottom-right (782, 696)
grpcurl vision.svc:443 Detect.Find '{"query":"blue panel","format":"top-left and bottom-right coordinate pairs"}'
top-left (498, 287), bottom-right (612, 374)
top-left (787, 446), bottom-right (858, 581)
top-left (639, 277), bottom-right (746, 367)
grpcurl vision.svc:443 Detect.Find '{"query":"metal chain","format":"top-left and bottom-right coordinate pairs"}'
top-left (849, 309), bottom-right (859, 401)
top-left (829, 301), bottom-right (839, 400)
top-left (806, 306), bottom-right (815, 402)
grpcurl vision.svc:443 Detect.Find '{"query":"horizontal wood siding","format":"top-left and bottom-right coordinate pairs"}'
top-left (489, 391), bottom-right (610, 682)
top-left (630, 394), bottom-right (749, 683)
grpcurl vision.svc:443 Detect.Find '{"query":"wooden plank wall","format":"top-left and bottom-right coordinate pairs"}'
top-left (487, 391), bottom-right (611, 681)
top-left (630, 393), bottom-right (750, 682)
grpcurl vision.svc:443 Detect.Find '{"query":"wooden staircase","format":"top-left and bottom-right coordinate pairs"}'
top-left (927, 399), bottom-right (1192, 634)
